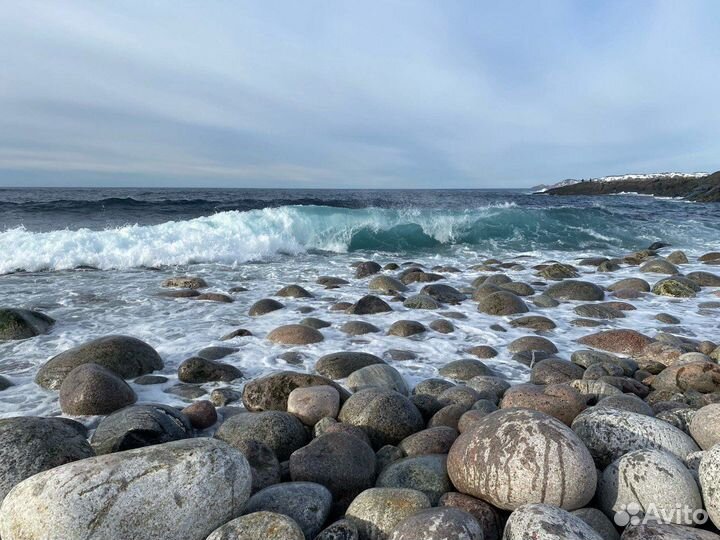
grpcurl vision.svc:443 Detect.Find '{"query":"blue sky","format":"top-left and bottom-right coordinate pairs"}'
top-left (0, 0), bottom-right (718, 188)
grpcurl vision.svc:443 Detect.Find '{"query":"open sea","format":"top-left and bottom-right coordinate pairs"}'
top-left (1, 188), bottom-right (719, 419)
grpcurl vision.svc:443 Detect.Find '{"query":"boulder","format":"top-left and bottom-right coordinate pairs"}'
top-left (249, 298), bottom-right (284, 316)
top-left (608, 278), bottom-right (650, 292)
top-left (181, 400), bottom-right (217, 429)
top-left (347, 364), bottom-right (409, 395)
top-left (690, 404), bottom-right (720, 449)
top-left (438, 359), bottom-right (492, 381)
top-left (346, 295), bottom-right (392, 315)
top-left (276, 284), bottom-right (313, 298)
top-left (289, 432), bottom-right (376, 508)
top-left (59, 364), bottom-right (136, 415)
top-left (500, 383), bottom-right (587, 425)
top-left (503, 504), bottom-right (603, 540)
top-left (339, 389), bottom-right (424, 448)
top-left (545, 280), bottom-right (604, 301)
top-left (356, 261), bottom-right (382, 278)
top-left (206, 511), bottom-right (304, 540)
top-left (531, 358), bottom-right (585, 385)
top-left (420, 284), bottom-right (465, 304)
top-left (387, 320), bottom-right (426, 337)
top-left (0, 308), bottom-right (54, 340)
top-left (447, 409), bottom-right (596, 510)
top-left (652, 277), bottom-right (699, 298)
top-left (577, 329), bottom-right (653, 357)
top-left (267, 324), bottom-right (323, 345)
top-left (232, 439), bottom-right (281, 494)
top-left (0, 417), bottom-right (93, 502)
top-left (369, 275), bottom-right (407, 294)
top-left (640, 258), bottom-right (679, 274)
top-left (389, 507), bottom-right (483, 539)
top-left (315, 352), bottom-right (386, 379)
top-left (698, 445), bottom-right (720, 529)
top-left (341, 321), bottom-right (381, 335)
top-left (161, 276), bottom-right (207, 288)
top-left (242, 482), bottom-right (332, 539)
top-left (242, 371), bottom-right (350, 411)
top-left (345, 487), bottom-right (431, 540)
top-left (178, 356), bottom-right (242, 383)
top-left (0, 438), bottom-right (251, 540)
top-left (376, 454), bottom-right (451, 505)
top-left (287, 385), bottom-right (340, 425)
top-left (571, 408), bottom-right (700, 468)
top-left (35, 335), bottom-right (163, 390)
top-left (621, 523), bottom-right (720, 539)
top-left (598, 448), bottom-right (701, 525)
top-left (438, 492), bottom-right (503, 540)
top-left (477, 291), bottom-right (529, 315)
top-left (571, 508), bottom-right (620, 540)
top-left (403, 294), bottom-right (441, 310)
top-left (215, 411), bottom-right (308, 461)
top-left (398, 427), bottom-right (458, 457)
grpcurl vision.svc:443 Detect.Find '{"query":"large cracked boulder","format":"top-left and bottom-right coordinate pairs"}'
top-left (0, 438), bottom-right (252, 540)
top-left (35, 335), bottom-right (163, 390)
top-left (447, 409), bottom-right (596, 511)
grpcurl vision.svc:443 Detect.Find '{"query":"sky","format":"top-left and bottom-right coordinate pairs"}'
top-left (0, 1), bottom-right (718, 188)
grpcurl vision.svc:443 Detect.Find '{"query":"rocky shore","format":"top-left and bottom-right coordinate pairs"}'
top-left (2, 245), bottom-right (720, 538)
top-left (541, 170), bottom-right (720, 202)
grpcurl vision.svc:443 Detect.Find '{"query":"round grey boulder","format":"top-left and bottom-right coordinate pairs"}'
top-left (477, 291), bottom-right (529, 315)
top-left (447, 409), bottom-right (596, 510)
top-left (689, 403), bottom-right (720, 450)
top-left (0, 417), bottom-right (93, 503)
top-left (399, 427), bottom-right (458, 457)
top-left (341, 321), bottom-right (381, 336)
top-left (347, 364), bottom-right (409, 395)
top-left (0, 438), bottom-right (252, 540)
top-left (242, 482), bottom-right (332, 539)
top-left (438, 359), bottom-right (491, 381)
top-left (599, 448), bottom-right (701, 525)
top-left (339, 388), bottom-right (424, 448)
top-left (369, 275), bottom-right (407, 294)
top-left (249, 298), bottom-right (284, 316)
top-left (376, 454), bottom-right (452, 505)
top-left (35, 335), bottom-right (163, 390)
top-left (316, 352), bottom-right (386, 379)
top-left (289, 432), bottom-right (376, 509)
top-left (503, 503), bottom-right (603, 540)
top-left (345, 487), bottom-right (431, 540)
top-left (206, 511), bottom-right (304, 540)
top-left (242, 371), bottom-right (350, 411)
top-left (215, 411), bottom-right (308, 461)
top-left (90, 403), bottom-right (192, 455)
top-left (389, 507), bottom-right (483, 539)
top-left (699, 444), bottom-right (720, 529)
top-left (571, 408), bottom-right (700, 468)
top-left (178, 356), bottom-right (242, 383)
top-left (545, 280), bottom-right (604, 301)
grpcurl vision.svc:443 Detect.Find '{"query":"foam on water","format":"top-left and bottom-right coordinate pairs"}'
top-left (1, 202), bottom-right (717, 273)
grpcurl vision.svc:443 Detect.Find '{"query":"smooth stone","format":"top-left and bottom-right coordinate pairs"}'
top-left (242, 371), bottom-right (350, 411)
top-left (413, 378), bottom-right (456, 398)
top-left (339, 388), bottom-right (424, 449)
top-left (161, 276), bottom-right (207, 288)
top-left (571, 408), bottom-right (700, 468)
top-left (689, 403), bottom-right (720, 450)
top-left (438, 492), bottom-right (503, 540)
top-left (290, 432), bottom-right (376, 509)
top-left (316, 352), bottom-right (386, 379)
top-left (465, 375), bottom-right (511, 402)
top-left (577, 329), bottom-right (653, 356)
top-left (341, 321), bottom-right (381, 335)
top-left (438, 359), bottom-right (492, 381)
top-left (287, 385), bottom-right (340, 425)
top-left (477, 291), bottom-right (529, 315)
top-left (420, 284), bottom-right (465, 304)
top-left (500, 383), bottom-right (587, 425)
top-left (0, 417), bottom-right (93, 502)
top-left (197, 346), bottom-right (238, 360)
top-left (242, 482), bottom-right (332, 539)
top-left (315, 519), bottom-right (360, 540)
top-left (503, 503), bottom-right (603, 540)
top-left (0, 438), bottom-right (251, 540)
top-left (598, 448), bottom-right (701, 525)
top-left (574, 303), bottom-right (625, 319)
top-left (571, 508), bottom-right (620, 540)
top-left (571, 349), bottom-right (637, 376)
top-left (276, 284), bottom-right (313, 298)
top-left (345, 488), bottom-right (431, 540)
top-left (467, 345), bottom-right (499, 359)
top-left (508, 335), bottom-right (558, 354)
top-left (389, 507), bottom-right (483, 539)
top-left (429, 319), bottom-right (454, 333)
top-left (221, 328), bottom-right (253, 340)
top-left (356, 261), bottom-right (382, 278)
top-left (300, 317), bottom-right (331, 329)
top-left (90, 403), bottom-right (193, 454)
top-left (509, 315), bottom-right (557, 331)
top-left (206, 511), bottom-right (304, 540)
top-left (398, 426), bottom-right (458, 456)
top-left (608, 278), bottom-right (650, 292)
top-left (181, 400), bottom-right (217, 429)
top-left (652, 277), bottom-right (699, 297)
top-left (346, 295), bottom-right (392, 315)
top-left (687, 271), bottom-right (720, 287)
top-left (232, 439), bottom-right (281, 494)
top-left (59, 363), bottom-right (136, 415)
top-left (640, 258), bottom-right (679, 274)
top-left (267, 324), bottom-right (324, 345)
top-left (178, 356), bottom-right (242, 383)
top-left (531, 358), bottom-right (585, 385)
top-left (376, 454), bottom-right (451, 505)
top-left (369, 275), bottom-right (407, 294)
top-left (447, 409), bottom-right (596, 510)
top-left (347, 364), bottom-right (409, 395)
top-left (545, 280), bottom-right (604, 301)
top-left (215, 411), bottom-right (308, 461)
top-left (403, 294), bottom-right (440, 310)
top-left (35, 335), bottom-right (163, 390)
top-left (537, 263), bottom-right (579, 280)
top-left (195, 292), bottom-right (233, 303)
top-left (597, 394), bottom-right (654, 416)
top-left (621, 523), bottom-right (720, 539)
top-left (0, 308), bottom-right (54, 340)
top-left (249, 298), bottom-right (284, 316)
top-left (211, 387), bottom-right (242, 407)
top-left (387, 320), bottom-right (426, 337)
top-left (699, 445), bottom-right (720, 529)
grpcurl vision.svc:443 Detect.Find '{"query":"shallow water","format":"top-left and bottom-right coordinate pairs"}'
top-left (0, 188), bottom-right (718, 420)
